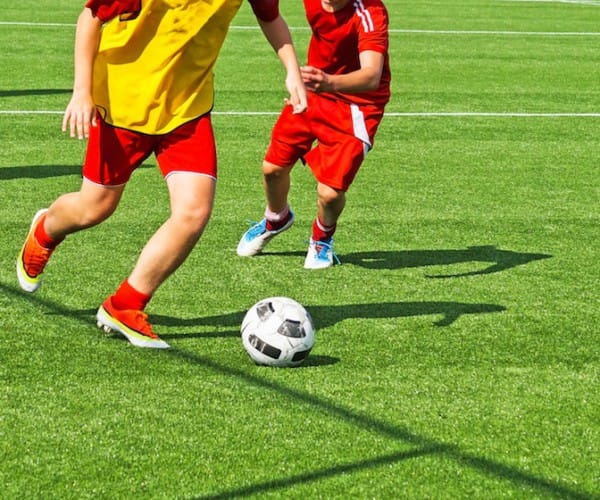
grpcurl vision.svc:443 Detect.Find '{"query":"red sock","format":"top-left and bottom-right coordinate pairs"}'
top-left (34, 214), bottom-right (63, 250)
top-left (312, 218), bottom-right (336, 241)
top-left (111, 279), bottom-right (151, 311)
top-left (265, 206), bottom-right (291, 231)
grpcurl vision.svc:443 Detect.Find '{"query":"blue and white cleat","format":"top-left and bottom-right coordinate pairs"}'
top-left (237, 211), bottom-right (295, 257)
top-left (304, 237), bottom-right (338, 269)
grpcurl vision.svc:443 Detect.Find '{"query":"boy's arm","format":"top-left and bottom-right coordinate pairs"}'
top-left (256, 15), bottom-right (307, 114)
top-left (62, 8), bottom-right (102, 139)
top-left (301, 50), bottom-right (385, 94)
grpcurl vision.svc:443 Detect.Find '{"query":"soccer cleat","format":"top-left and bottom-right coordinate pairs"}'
top-left (16, 208), bottom-right (52, 292)
top-left (237, 210), bottom-right (295, 257)
top-left (96, 297), bottom-right (169, 349)
top-left (304, 237), bottom-right (339, 269)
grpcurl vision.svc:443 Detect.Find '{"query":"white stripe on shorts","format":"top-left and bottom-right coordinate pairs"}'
top-left (350, 103), bottom-right (371, 157)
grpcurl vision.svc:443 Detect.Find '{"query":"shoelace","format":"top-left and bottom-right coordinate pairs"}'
top-left (311, 239), bottom-right (341, 265)
top-left (245, 219), bottom-right (267, 238)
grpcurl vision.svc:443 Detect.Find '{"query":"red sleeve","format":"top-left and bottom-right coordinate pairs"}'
top-left (357, 3), bottom-right (389, 55)
top-left (85, 0), bottom-right (141, 23)
top-left (248, 0), bottom-right (279, 22)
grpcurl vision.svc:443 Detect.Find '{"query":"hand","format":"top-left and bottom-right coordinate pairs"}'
top-left (61, 91), bottom-right (96, 139)
top-left (301, 65), bottom-right (333, 93)
top-left (284, 71), bottom-right (308, 114)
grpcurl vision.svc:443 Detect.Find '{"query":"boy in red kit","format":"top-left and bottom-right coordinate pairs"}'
top-left (237, 0), bottom-right (391, 268)
top-left (16, 0), bottom-right (307, 348)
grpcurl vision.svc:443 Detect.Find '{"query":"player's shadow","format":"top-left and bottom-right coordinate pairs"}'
top-left (0, 163), bottom-right (154, 181)
top-left (153, 300), bottom-right (506, 335)
top-left (0, 88), bottom-right (71, 97)
top-left (342, 245), bottom-right (551, 278)
top-left (42, 300), bottom-right (503, 368)
top-left (0, 164), bottom-right (82, 180)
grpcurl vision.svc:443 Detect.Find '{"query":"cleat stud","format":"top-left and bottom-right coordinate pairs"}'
top-left (97, 322), bottom-right (112, 334)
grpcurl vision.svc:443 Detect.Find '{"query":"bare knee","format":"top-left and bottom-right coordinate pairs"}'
top-left (78, 204), bottom-right (118, 228)
top-left (46, 188), bottom-right (120, 235)
top-left (262, 161), bottom-right (289, 180)
top-left (317, 183), bottom-right (345, 208)
top-left (166, 172), bottom-right (216, 237)
top-left (75, 182), bottom-right (123, 227)
top-left (172, 205), bottom-right (213, 237)
top-left (189, 205), bottom-right (213, 235)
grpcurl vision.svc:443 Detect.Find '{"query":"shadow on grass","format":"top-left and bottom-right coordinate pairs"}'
top-left (2, 281), bottom-right (590, 499)
top-left (198, 447), bottom-right (444, 499)
top-left (40, 300), bottom-right (505, 343)
top-left (0, 163), bottom-right (154, 180)
top-left (0, 164), bottom-right (82, 180)
top-left (172, 347), bottom-right (591, 500)
top-left (342, 245), bottom-right (552, 277)
top-left (152, 300), bottom-right (506, 333)
top-left (0, 88), bottom-right (72, 97)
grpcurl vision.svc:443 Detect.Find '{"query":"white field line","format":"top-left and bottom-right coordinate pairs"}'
top-left (391, 29), bottom-right (600, 35)
top-left (1, 110), bottom-right (599, 118)
top-left (498, 0), bottom-right (600, 5)
top-left (1, 22), bottom-right (599, 36)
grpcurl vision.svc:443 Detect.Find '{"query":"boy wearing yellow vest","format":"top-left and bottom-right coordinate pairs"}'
top-left (17, 0), bottom-right (307, 348)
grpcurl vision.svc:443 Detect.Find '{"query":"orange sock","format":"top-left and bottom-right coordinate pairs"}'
top-left (34, 214), bottom-right (63, 250)
top-left (111, 279), bottom-right (151, 311)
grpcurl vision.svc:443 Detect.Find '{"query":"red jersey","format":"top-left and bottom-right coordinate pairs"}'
top-left (304, 0), bottom-right (391, 107)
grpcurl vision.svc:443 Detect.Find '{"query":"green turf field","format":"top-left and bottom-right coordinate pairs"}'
top-left (1, 1), bottom-right (599, 498)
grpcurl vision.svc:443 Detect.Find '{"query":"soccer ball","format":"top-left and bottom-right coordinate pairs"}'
top-left (241, 297), bottom-right (315, 367)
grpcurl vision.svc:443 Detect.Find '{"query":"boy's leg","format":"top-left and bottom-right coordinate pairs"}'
top-left (16, 209), bottom-right (54, 292)
top-left (17, 179), bottom-right (123, 292)
top-left (237, 161), bottom-right (295, 257)
top-left (127, 171), bottom-right (215, 294)
top-left (315, 182), bottom-right (346, 230)
top-left (96, 115), bottom-right (217, 348)
top-left (302, 109), bottom-right (369, 268)
top-left (263, 160), bottom-right (291, 216)
top-left (46, 179), bottom-right (125, 236)
top-left (238, 100), bottom-right (310, 258)
top-left (97, 171), bottom-right (215, 348)
top-left (304, 183), bottom-right (345, 269)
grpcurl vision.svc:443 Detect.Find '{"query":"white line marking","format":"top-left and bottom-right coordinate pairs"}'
top-left (1, 110), bottom-right (599, 118)
top-left (498, 0), bottom-right (600, 5)
top-left (386, 112), bottom-right (600, 117)
top-left (1, 22), bottom-right (599, 36)
top-left (392, 29), bottom-right (600, 36)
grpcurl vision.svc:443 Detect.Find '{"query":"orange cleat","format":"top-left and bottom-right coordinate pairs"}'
top-left (96, 297), bottom-right (169, 349)
top-left (16, 209), bottom-right (52, 292)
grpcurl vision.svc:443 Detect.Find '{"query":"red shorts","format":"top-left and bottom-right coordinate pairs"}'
top-left (83, 113), bottom-right (217, 186)
top-left (265, 92), bottom-right (385, 191)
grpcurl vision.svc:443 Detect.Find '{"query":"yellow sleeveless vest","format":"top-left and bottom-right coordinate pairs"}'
top-left (94, 0), bottom-right (244, 134)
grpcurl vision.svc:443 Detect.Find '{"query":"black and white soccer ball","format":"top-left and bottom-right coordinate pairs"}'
top-left (241, 297), bottom-right (315, 367)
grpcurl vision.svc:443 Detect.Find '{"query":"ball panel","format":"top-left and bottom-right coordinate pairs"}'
top-left (255, 301), bottom-right (275, 320)
top-left (247, 333), bottom-right (282, 360)
top-left (277, 319), bottom-right (305, 338)
top-left (291, 347), bottom-right (312, 362)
